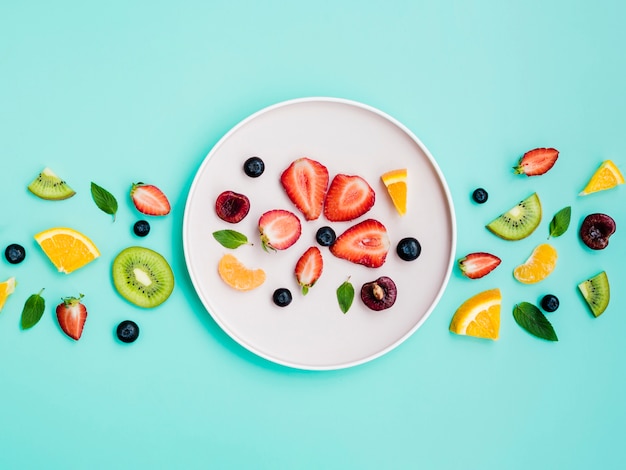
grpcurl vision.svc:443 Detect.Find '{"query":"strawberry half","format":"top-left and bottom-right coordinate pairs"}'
top-left (513, 148), bottom-right (559, 176)
top-left (280, 157), bottom-right (329, 221)
top-left (295, 246), bottom-right (323, 295)
top-left (131, 183), bottom-right (171, 216)
top-left (56, 294), bottom-right (87, 340)
top-left (330, 219), bottom-right (390, 268)
top-left (324, 174), bottom-right (375, 222)
top-left (458, 252), bottom-right (501, 279)
top-left (258, 209), bottom-right (302, 251)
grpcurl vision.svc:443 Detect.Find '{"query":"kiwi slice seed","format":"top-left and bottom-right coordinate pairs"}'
top-left (578, 271), bottom-right (610, 317)
top-left (27, 167), bottom-right (76, 200)
top-left (486, 193), bottom-right (542, 240)
top-left (112, 246), bottom-right (174, 308)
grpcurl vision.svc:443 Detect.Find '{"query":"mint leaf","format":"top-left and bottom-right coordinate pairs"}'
top-left (20, 289), bottom-right (46, 330)
top-left (337, 279), bottom-right (354, 314)
top-left (512, 302), bottom-right (558, 341)
top-left (213, 230), bottom-right (249, 249)
top-left (549, 206), bottom-right (571, 238)
top-left (91, 182), bottom-right (118, 221)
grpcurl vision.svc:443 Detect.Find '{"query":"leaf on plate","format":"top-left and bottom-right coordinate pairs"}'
top-left (213, 230), bottom-right (249, 249)
top-left (337, 278), bottom-right (354, 314)
top-left (20, 289), bottom-right (46, 330)
top-left (512, 302), bottom-right (558, 341)
top-left (548, 206), bottom-right (571, 238)
top-left (91, 182), bottom-right (118, 221)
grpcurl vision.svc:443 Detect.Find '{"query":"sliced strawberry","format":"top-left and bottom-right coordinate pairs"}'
top-left (258, 209), bottom-right (302, 251)
top-left (329, 219), bottom-right (390, 268)
top-left (458, 252), bottom-right (501, 279)
top-left (131, 183), bottom-right (171, 216)
top-left (295, 246), bottom-right (323, 295)
top-left (324, 174), bottom-right (375, 222)
top-left (513, 148), bottom-right (559, 176)
top-left (56, 295), bottom-right (87, 340)
top-left (280, 158), bottom-right (329, 221)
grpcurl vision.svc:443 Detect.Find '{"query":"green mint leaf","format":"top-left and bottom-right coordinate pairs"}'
top-left (91, 182), bottom-right (118, 221)
top-left (337, 279), bottom-right (355, 314)
top-left (549, 206), bottom-right (571, 238)
top-left (212, 230), bottom-right (249, 249)
top-left (20, 289), bottom-right (46, 330)
top-left (512, 302), bottom-right (558, 341)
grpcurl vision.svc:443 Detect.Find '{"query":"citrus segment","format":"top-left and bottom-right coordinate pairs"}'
top-left (513, 243), bottom-right (557, 284)
top-left (579, 160), bottom-right (625, 195)
top-left (217, 254), bottom-right (266, 291)
top-left (0, 277), bottom-right (16, 312)
top-left (381, 168), bottom-right (407, 216)
top-left (34, 227), bottom-right (100, 274)
top-left (449, 288), bottom-right (501, 340)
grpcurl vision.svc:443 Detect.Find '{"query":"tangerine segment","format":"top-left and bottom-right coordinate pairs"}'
top-left (218, 254), bottom-right (266, 291)
top-left (381, 168), bottom-right (407, 216)
top-left (0, 277), bottom-right (16, 312)
top-left (513, 243), bottom-right (557, 284)
top-left (34, 227), bottom-right (100, 274)
top-left (449, 288), bottom-right (501, 340)
top-left (580, 160), bottom-right (625, 195)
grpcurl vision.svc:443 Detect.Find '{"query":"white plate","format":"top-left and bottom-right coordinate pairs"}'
top-left (183, 97), bottom-right (456, 370)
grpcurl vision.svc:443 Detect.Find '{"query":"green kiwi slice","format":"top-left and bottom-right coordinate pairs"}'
top-left (486, 193), bottom-right (542, 240)
top-left (27, 167), bottom-right (76, 200)
top-left (578, 271), bottom-right (610, 317)
top-left (112, 246), bottom-right (174, 308)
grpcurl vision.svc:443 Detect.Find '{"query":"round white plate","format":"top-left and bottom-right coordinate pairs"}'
top-left (183, 97), bottom-right (456, 370)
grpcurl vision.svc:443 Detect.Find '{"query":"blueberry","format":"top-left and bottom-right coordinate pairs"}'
top-left (117, 320), bottom-right (140, 343)
top-left (472, 188), bottom-right (488, 204)
top-left (396, 237), bottom-right (421, 261)
top-left (541, 294), bottom-right (559, 313)
top-left (316, 226), bottom-right (336, 247)
top-left (133, 220), bottom-right (151, 237)
top-left (273, 288), bottom-right (292, 307)
top-left (243, 156), bottom-right (265, 178)
top-left (5, 244), bottom-right (26, 264)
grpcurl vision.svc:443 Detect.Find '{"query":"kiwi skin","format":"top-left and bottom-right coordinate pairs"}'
top-left (28, 167), bottom-right (76, 200)
top-left (578, 271), bottom-right (610, 317)
top-left (112, 246), bottom-right (174, 308)
top-left (486, 193), bottom-right (542, 241)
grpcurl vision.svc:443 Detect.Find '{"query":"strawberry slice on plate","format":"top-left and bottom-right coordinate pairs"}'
top-left (280, 157), bottom-right (329, 221)
top-left (131, 183), bottom-right (171, 216)
top-left (258, 209), bottom-right (302, 251)
top-left (330, 219), bottom-right (390, 268)
top-left (295, 246), bottom-right (323, 295)
top-left (514, 148), bottom-right (559, 176)
top-left (458, 252), bottom-right (501, 279)
top-left (324, 174), bottom-right (375, 222)
top-left (56, 294), bottom-right (87, 340)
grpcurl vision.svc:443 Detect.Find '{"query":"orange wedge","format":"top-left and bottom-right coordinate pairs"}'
top-left (513, 243), bottom-right (557, 284)
top-left (0, 277), bottom-right (16, 312)
top-left (381, 168), bottom-right (407, 216)
top-left (449, 288), bottom-right (501, 340)
top-left (34, 227), bottom-right (100, 274)
top-left (218, 254), bottom-right (266, 291)
top-left (579, 160), bottom-right (624, 195)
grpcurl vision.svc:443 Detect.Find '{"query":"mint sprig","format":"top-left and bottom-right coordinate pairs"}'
top-left (549, 206), bottom-right (571, 238)
top-left (20, 289), bottom-right (46, 330)
top-left (213, 230), bottom-right (249, 249)
top-left (513, 302), bottom-right (558, 341)
top-left (91, 182), bottom-right (118, 221)
top-left (336, 278), bottom-right (355, 314)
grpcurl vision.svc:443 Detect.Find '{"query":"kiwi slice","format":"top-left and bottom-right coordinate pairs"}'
top-left (486, 192), bottom-right (542, 240)
top-left (112, 246), bottom-right (174, 308)
top-left (27, 167), bottom-right (76, 200)
top-left (578, 271), bottom-right (610, 317)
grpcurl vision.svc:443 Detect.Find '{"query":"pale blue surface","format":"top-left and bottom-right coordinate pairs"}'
top-left (1, 1), bottom-right (625, 468)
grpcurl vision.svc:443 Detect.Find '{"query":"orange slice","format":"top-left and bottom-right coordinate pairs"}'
top-left (381, 168), bottom-right (407, 216)
top-left (449, 288), bottom-right (501, 340)
top-left (0, 277), bottom-right (16, 312)
top-left (579, 160), bottom-right (624, 195)
top-left (34, 227), bottom-right (100, 274)
top-left (218, 253), bottom-right (266, 291)
top-left (513, 243), bottom-right (557, 284)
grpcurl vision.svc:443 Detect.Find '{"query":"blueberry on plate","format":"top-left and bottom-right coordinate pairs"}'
top-left (243, 156), bottom-right (265, 178)
top-left (273, 288), bottom-right (292, 307)
top-left (472, 188), bottom-right (488, 204)
top-left (540, 294), bottom-right (559, 312)
top-left (117, 320), bottom-right (140, 343)
top-left (133, 220), bottom-right (151, 237)
top-left (396, 237), bottom-right (421, 261)
top-left (5, 243), bottom-right (26, 264)
top-left (315, 226), bottom-right (336, 247)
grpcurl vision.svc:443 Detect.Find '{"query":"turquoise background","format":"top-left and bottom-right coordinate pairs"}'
top-left (1, 1), bottom-right (625, 468)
